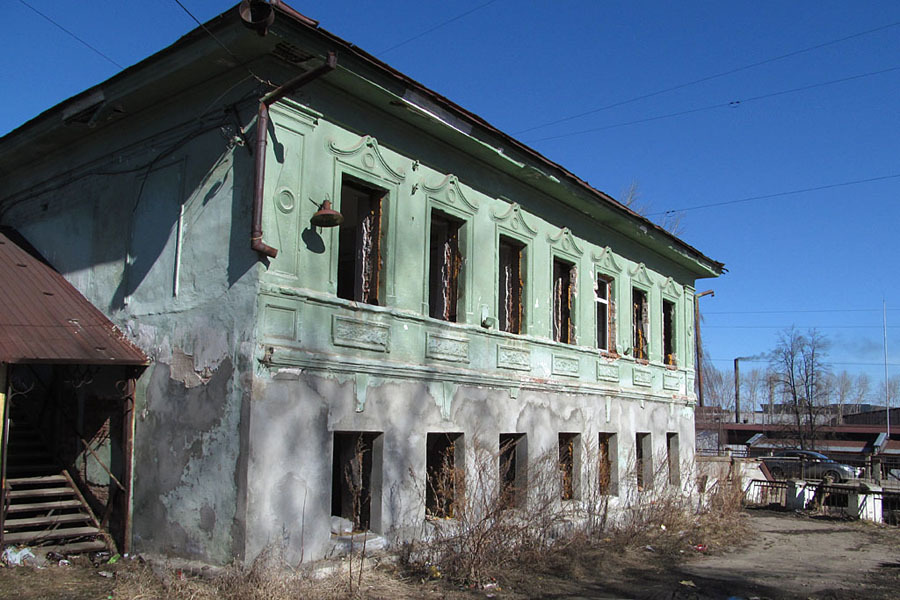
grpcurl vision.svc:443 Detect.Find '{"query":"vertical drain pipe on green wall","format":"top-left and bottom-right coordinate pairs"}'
top-left (251, 52), bottom-right (337, 258)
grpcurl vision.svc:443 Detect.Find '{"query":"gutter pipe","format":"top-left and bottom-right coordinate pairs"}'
top-left (251, 51), bottom-right (337, 258)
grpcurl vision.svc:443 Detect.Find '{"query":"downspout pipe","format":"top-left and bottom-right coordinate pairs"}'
top-left (251, 52), bottom-right (337, 258)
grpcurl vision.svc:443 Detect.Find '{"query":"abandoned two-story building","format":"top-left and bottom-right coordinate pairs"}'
top-left (0, 2), bottom-right (723, 564)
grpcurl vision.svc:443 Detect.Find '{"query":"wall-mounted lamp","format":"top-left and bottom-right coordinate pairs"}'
top-left (310, 200), bottom-right (344, 227)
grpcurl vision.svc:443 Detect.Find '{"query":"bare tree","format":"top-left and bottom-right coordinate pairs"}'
top-left (741, 367), bottom-right (767, 415)
top-left (700, 354), bottom-right (734, 411)
top-left (830, 370), bottom-right (854, 424)
top-left (620, 180), bottom-right (685, 236)
top-left (887, 375), bottom-right (900, 406)
top-left (769, 327), bottom-right (831, 449)
top-left (853, 373), bottom-right (871, 412)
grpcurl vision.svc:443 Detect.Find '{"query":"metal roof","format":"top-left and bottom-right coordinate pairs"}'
top-left (0, 229), bottom-right (149, 366)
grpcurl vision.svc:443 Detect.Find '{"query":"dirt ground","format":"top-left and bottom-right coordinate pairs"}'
top-left (1, 509), bottom-right (898, 600)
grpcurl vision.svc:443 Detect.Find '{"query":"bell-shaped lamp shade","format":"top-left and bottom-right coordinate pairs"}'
top-left (310, 200), bottom-right (344, 227)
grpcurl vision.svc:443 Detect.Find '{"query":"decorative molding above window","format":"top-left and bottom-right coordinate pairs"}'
top-left (421, 174), bottom-right (479, 213)
top-left (326, 135), bottom-right (406, 183)
top-left (591, 246), bottom-right (623, 274)
top-left (658, 276), bottom-right (683, 298)
top-left (491, 200), bottom-right (537, 237)
top-left (547, 227), bottom-right (584, 258)
top-left (629, 262), bottom-right (654, 287)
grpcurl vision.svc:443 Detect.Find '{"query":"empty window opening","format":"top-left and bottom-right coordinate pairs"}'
top-left (559, 432), bottom-right (581, 500)
top-left (499, 433), bottom-right (527, 508)
top-left (598, 432), bottom-right (618, 496)
top-left (552, 258), bottom-right (576, 344)
top-left (426, 432), bottom-right (463, 518)
top-left (666, 432), bottom-right (680, 487)
top-left (331, 432), bottom-right (383, 532)
top-left (635, 432), bottom-right (652, 492)
top-left (663, 299), bottom-right (676, 366)
top-left (632, 288), bottom-right (648, 361)
top-left (498, 236), bottom-right (525, 334)
top-left (337, 177), bottom-right (385, 305)
top-left (429, 211), bottom-right (463, 322)
top-left (596, 275), bottom-right (614, 352)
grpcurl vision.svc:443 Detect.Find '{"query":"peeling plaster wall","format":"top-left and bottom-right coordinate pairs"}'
top-left (0, 69), bottom-right (264, 564)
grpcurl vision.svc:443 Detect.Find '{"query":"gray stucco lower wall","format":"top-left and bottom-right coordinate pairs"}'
top-left (244, 368), bottom-right (696, 564)
top-left (129, 301), bottom-right (257, 564)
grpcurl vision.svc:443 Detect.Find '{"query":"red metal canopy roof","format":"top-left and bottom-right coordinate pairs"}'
top-left (0, 229), bottom-right (148, 366)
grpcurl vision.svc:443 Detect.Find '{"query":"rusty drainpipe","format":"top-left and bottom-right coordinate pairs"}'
top-left (251, 52), bottom-right (337, 258)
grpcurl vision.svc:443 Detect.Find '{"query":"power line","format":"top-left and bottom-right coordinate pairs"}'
top-left (377, 0), bottom-right (500, 56)
top-left (170, 0), bottom-right (266, 86)
top-left (705, 325), bottom-right (900, 330)
top-left (527, 64), bottom-right (900, 144)
top-left (707, 357), bottom-right (900, 368)
top-left (17, 0), bottom-right (123, 69)
top-left (515, 19), bottom-right (900, 135)
top-left (645, 173), bottom-right (900, 217)
top-left (705, 308), bottom-right (900, 315)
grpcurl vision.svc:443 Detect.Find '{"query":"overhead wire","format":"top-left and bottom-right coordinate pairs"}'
top-left (376, 0), bottom-right (500, 56)
top-left (705, 325), bottom-right (900, 330)
top-left (170, 0), bottom-right (268, 86)
top-left (705, 308), bottom-right (900, 315)
top-left (515, 19), bottom-right (900, 135)
top-left (526, 64), bottom-right (900, 144)
top-left (706, 357), bottom-right (900, 368)
top-left (17, 0), bottom-right (124, 69)
top-left (645, 173), bottom-right (900, 217)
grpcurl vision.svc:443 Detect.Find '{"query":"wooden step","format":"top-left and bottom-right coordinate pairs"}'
top-left (4, 512), bottom-right (92, 529)
top-left (3, 526), bottom-right (100, 544)
top-left (37, 539), bottom-right (109, 555)
top-left (7, 487), bottom-right (74, 500)
top-left (7, 474), bottom-right (68, 486)
top-left (5, 499), bottom-right (83, 513)
top-left (6, 463), bottom-right (58, 474)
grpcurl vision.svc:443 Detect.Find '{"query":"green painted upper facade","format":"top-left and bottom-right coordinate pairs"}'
top-left (256, 97), bottom-right (711, 400)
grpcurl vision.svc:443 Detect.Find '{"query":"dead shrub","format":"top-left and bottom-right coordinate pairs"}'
top-left (611, 451), bottom-right (748, 556)
top-left (405, 438), bottom-right (595, 585)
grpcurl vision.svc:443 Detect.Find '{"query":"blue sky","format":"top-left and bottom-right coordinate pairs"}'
top-left (2, 1), bottom-right (899, 400)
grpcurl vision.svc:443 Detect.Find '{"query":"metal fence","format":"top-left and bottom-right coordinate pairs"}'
top-left (744, 479), bottom-right (788, 507)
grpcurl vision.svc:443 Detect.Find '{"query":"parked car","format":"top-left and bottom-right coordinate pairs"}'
top-left (761, 450), bottom-right (860, 482)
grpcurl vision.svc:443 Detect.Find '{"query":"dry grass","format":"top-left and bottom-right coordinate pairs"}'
top-left (402, 442), bottom-right (750, 588)
top-left (5, 450), bottom-right (750, 600)
top-left (109, 546), bottom-right (472, 600)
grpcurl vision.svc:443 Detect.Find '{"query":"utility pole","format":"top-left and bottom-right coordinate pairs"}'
top-left (884, 299), bottom-right (890, 439)
top-left (694, 290), bottom-right (714, 407)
